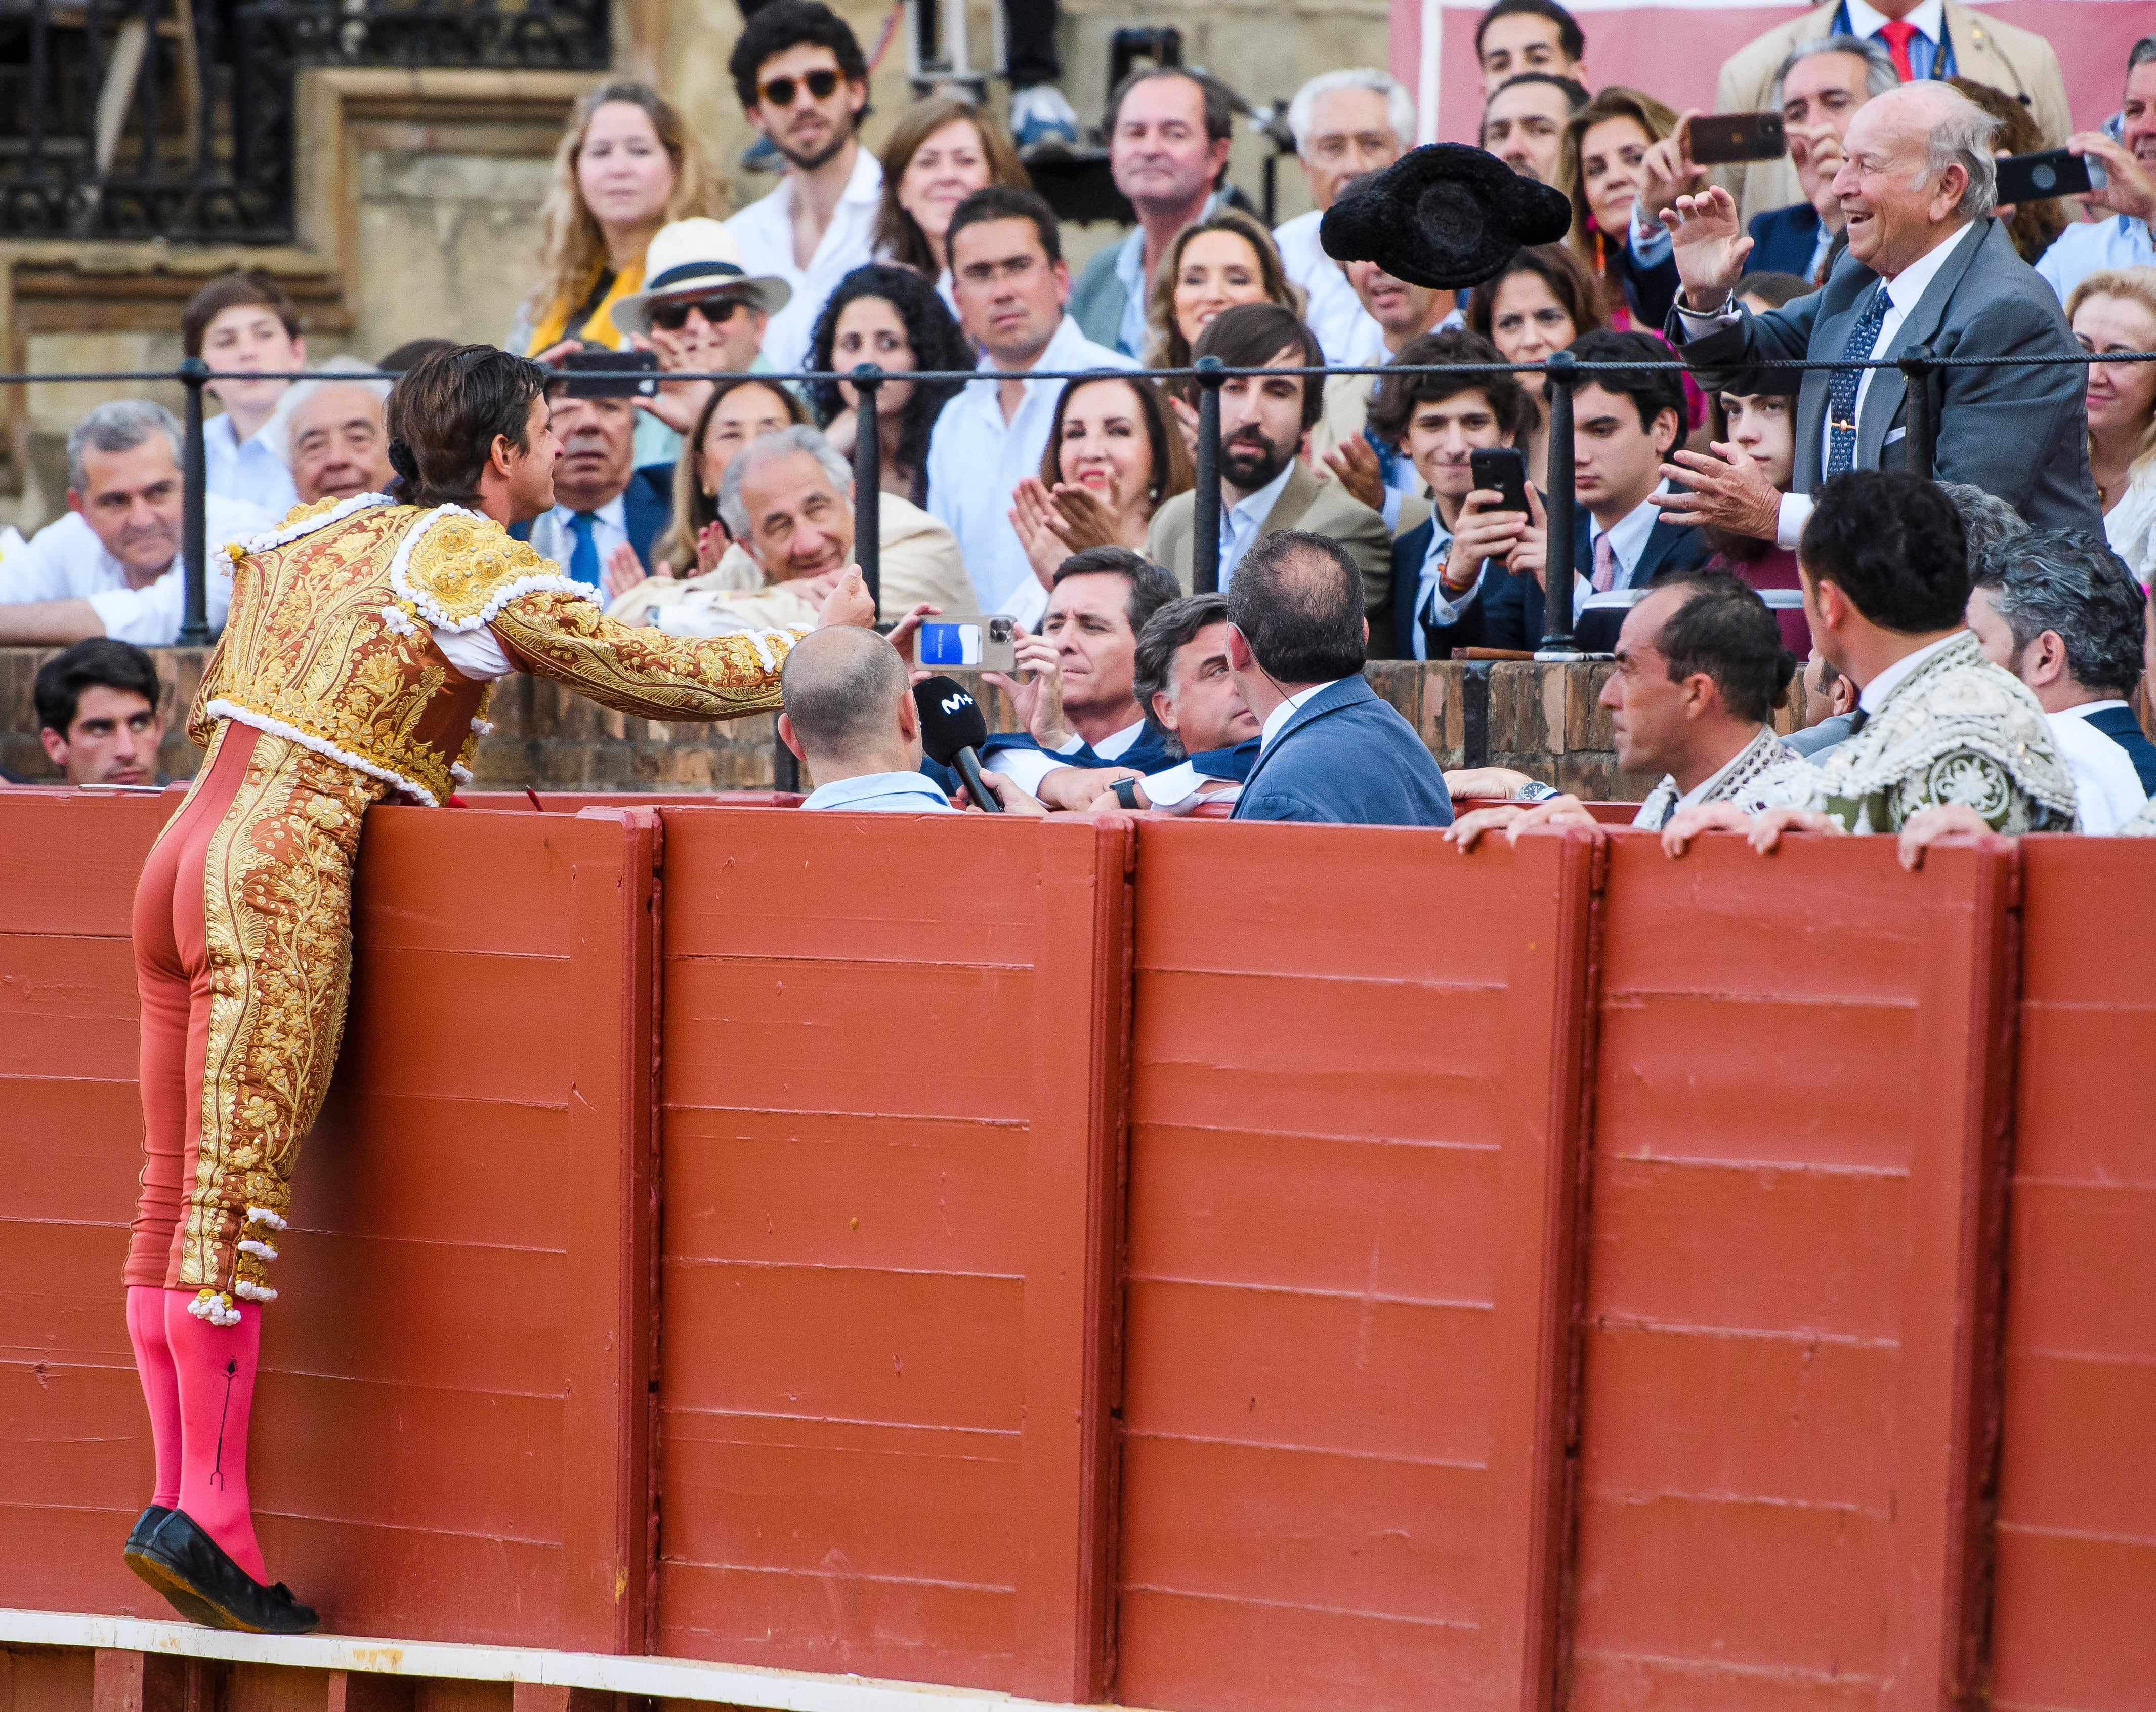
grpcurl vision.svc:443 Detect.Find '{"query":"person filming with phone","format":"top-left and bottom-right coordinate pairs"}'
top-left (1662, 80), bottom-right (2102, 540)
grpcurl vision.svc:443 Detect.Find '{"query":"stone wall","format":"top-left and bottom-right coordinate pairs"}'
top-left (1, 644), bottom-right (1664, 801)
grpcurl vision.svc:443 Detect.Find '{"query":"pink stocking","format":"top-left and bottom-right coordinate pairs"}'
top-left (163, 1288), bottom-right (268, 1585)
top-left (125, 1286), bottom-right (182, 1510)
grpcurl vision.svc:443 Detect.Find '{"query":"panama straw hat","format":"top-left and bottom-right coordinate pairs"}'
top-left (611, 218), bottom-right (792, 337)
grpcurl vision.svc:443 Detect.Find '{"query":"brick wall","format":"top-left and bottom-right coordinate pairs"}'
top-left (2, 646), bottom-right (1656, 801)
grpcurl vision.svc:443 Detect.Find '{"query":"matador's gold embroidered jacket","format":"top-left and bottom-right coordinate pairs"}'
top-left (167, 493), bottom-right (800, 1316)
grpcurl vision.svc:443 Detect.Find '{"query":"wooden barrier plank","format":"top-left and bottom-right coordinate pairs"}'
top-left (1118, 820), bottom-right (1597, 1712)
top-left (1991, 838), bottom-right (2156, 1712)
top-left (1572, 832), bottom-right (2016, 1712)
top-left (651, 810), bottom-right (1130, 1699)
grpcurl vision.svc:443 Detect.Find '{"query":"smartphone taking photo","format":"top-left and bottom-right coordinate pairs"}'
top-left (1469, 447), bottom-right (1531, 518)
top-left (915, 615), bottom-right (1019, 674)
top-left (1993, 148), bottom-right (2106, 205)
top-left (1687, 112), bottom-right (1787, 165)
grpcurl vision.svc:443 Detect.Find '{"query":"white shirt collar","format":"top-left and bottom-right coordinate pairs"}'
top-left (1590, 482), bottom-right (1668, 577)
top-left (1879, 216), bottom-right (1970, 301)
top-left (1093, 717), bottom-right (1146, 760)
top-left (554, 491), bottom-right (626, 529)
top-left (1843, 0), bottom-right (1942, 41)
top-left (1673, 726), bottom-right (1780, 811)
top-left (1258, 679), bottom-right (1339, 750)
top-left (974, 311), bottom-right (1092, 381)
top-left (1858, 630), bottom-right (1962, 714)
top-left (2051, 698), bottom-right (2130, 723)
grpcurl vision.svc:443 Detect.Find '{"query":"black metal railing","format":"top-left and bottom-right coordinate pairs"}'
top-left (4, 345), bottom-right (2149, 656)
top-left (0, 0), bottom-right (608, 243)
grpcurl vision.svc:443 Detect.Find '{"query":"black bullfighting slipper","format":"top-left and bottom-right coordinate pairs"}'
top-left (133, 1509), bottom-right (318, 1634)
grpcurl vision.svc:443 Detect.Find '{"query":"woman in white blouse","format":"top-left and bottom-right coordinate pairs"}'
top-left (2069, 268), bottom-right (2156, 586)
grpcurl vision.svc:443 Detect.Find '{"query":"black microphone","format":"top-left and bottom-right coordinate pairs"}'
top-left (912, 675), bottom-right (1003, 813)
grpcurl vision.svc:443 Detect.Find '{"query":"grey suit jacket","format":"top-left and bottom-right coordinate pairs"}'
top-left (1148, 461), bottom-right (1396, 640)
top-left (1668, 218), bottom-right (2101, 534)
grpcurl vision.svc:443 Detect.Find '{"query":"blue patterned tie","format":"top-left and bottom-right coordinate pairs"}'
top-left (1826, 287), bottom-right (1890, 476)
top-left (567, 511), bottom-right (600, 590)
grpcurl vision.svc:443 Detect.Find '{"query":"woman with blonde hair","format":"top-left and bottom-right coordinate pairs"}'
top-left (876, 96), bottom-right (1031, 294)
top-left (513, 81), bottom-right (724, 358)
top-left (2068, 268), bottom-right (2156, 586)
top-left (1144, 211), bottom-right (1303, 372)
top-left (1557, 86), bottom-right (1681, 332)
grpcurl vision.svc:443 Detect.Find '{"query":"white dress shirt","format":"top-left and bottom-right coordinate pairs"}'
top-left (801, 771), bottom-right (958, 813)
top-left (528, 493), bottom-right (628, 589)
top-left (2048, 700), bottom-right (2147, 834)
top-left (1628, 725), bottom-right (1785, 827)
top-left (1274, 208), bottom-right (1386, 366)
top-left (924, 315), bottom-right (1136, 611)
top-left (987, 716), bottom-right (1145, 795)
top-left (0, 493), bottom-right (270, 645)
top-left (1677, 223), bottom-right (1969, 548)
top-left (726, 145), bottom-right (884, 373)
top-left (1218, 461), bottom-right (1296, 589)
top-left (1258, 679), bottom-right (1336, 750)
top-left (203, 412), bottom-right (299, 519)
top-left (1857, 631), bottom-right (1960, 714)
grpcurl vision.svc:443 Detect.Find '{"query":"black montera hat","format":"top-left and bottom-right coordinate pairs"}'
top-left (1320, 143), bottom-right (1573, 291)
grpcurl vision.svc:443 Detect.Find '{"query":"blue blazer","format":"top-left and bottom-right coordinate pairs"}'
top-left (509, 462), bottom-right (674, 572)
top-left (1407, 503), bottom-right (1713, 655)
top-left (1232, 677), bottom-right (1453, 827)
top-left (2083, 704), bottom-right (2156, 795)
top-left (1746, 203), bottom-right (1822, 279)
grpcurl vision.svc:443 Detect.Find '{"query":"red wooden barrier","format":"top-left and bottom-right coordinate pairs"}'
top-left (1569, 830), bottom-right (2017, 1712)
top-left (1115, 820), bottom-right (1599, 1712)
top-left (1992, 838), bottom-right (2156, 1712)
top-left (647, 808), bottom-right (1132, 1701)
top-left (0, 794), bottom-right (660, 1652)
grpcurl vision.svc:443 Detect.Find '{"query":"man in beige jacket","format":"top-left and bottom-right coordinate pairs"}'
top-left (607, 425), bottom-right (978, 634)
top-left (1714, 0), bottom-right (2069, 223)
top-left (1146, 305), bottom-right (1392, 641)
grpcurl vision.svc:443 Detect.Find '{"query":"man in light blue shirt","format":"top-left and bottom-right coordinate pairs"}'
top-left (925, 187), bottom-right (1135, 624)
top-left (1067, 69), bottom-right (1237, 358)
top-left (2034, 41), bottom-right (2156, 305)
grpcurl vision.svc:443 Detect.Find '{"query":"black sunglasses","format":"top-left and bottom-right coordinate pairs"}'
top-left (757, 68), bottom-right (841, 107)
top-left (649, 294), bottom-right (750, 331)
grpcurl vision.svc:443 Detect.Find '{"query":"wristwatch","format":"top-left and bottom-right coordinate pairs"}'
top-left (1112, 777), bottom-right (1143, 810)
top-left (1515, 781), bottom-right (1561, 803)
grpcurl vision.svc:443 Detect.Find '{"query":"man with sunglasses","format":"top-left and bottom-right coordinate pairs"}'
top-left (726, 0), bottom-right (883, 374)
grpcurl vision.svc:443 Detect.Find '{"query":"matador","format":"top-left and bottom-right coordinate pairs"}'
top-left (120, 346), bottom-right (871, 1631)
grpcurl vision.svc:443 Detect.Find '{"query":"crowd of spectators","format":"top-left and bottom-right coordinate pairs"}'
top-left (6, 0), bottom-right (2156, 846)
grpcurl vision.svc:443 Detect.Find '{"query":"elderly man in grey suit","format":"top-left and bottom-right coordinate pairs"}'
top-left (1147, 303), bottom-right (1393, 632)
top-left (1654, 81), bottom-right (2100, 556)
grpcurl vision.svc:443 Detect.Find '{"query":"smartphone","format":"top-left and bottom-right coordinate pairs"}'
top-left (916, 615), bottom-right (1018, 674)
top-left (1688, 112), bottom-right (1786, 165)
top-left (558, 347), bottom-right (659, 399)
top-left (1469, 447), bottom-right (1530, 517)
top-left (1993, 148), bottom-right (2106, 205)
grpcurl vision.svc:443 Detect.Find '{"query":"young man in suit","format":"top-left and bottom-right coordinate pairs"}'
top-left (1225, 529), bottom-right (1453, 826)
top-left (1746, 37), bottom-right (1898, 285)
top-left (1147, 303), bottom-right (1392, 627)
top-left (1664, 81), bottom-right (2102, 538)
top-left (1711, 0), bottom-right (2068, 225)
top-left (1966, 528), bottom-right (2155, 833)
top-left (1371, 329), bottom-right (1543, 660)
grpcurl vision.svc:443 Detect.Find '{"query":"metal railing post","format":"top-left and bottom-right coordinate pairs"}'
top-left (179, 356), bottom-right (211, 647)
top-left (1897, 348), bottom-right (1935, 481)
top-left (851, 364), bottom-right (882, 615)
top-left (1191, 355), bottom-right (1224, 594)
top-left (1539, 350), bottom-right (1577, 653)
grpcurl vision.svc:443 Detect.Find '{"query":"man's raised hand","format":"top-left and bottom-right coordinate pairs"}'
top-left (1660, 186), bottom-right (1754, 310)
top-left (812, 568), bottom-right (876, 629)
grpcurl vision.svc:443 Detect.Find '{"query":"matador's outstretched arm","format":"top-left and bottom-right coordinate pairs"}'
top-left (488, 588), bottom-right (801, 721)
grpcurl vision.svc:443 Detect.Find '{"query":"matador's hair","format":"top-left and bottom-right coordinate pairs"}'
top-left (384, 345), bottom-right (551, 509)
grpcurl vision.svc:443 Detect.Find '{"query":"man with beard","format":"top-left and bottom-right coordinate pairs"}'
top-left (1147, 303), bottom-right (1392, 627)
top-left (724, 1), bottom-right (882, 372)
